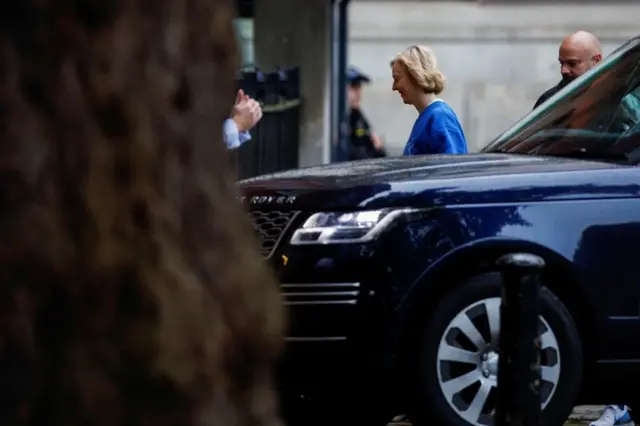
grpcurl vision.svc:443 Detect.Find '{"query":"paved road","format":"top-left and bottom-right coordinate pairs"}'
top-left (386, 406), bottom-right (605, 425)
top-left (569, 406), bottom-right (606, 421)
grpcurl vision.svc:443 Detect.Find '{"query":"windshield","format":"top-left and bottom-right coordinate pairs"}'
top-left (483, 38), bottom-right (640, 164)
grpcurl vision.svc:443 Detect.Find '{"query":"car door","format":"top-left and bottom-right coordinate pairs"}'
top-left (486, 41), bottom-right (640, 359)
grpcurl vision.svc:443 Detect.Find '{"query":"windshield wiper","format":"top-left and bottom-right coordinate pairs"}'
top-left (544, 149), bottom-right (631, 163)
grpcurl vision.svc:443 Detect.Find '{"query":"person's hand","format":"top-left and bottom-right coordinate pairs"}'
top-left (231, 89), bottom-right (263, 132)
top-left (232, 89), bottom-right (249, 107)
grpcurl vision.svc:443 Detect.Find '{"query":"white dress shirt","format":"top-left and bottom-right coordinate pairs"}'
top-left (223, 118), bottom-right (252, 149)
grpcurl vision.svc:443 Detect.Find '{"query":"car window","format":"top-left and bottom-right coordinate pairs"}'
top-left (614, 88), bottom-right (640, 134)
top-left (483, 39), bottom-right (640, 163)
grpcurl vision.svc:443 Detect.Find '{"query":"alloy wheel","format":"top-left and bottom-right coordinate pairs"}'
top-left (436, 297), bottom-right (561, 426)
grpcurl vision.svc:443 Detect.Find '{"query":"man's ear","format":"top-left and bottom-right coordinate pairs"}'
top-left (593, 53), bottom-right (603, 64)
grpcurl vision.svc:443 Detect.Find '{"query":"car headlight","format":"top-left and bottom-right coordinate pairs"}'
top-left (289, 208), bottom-right (415, 245)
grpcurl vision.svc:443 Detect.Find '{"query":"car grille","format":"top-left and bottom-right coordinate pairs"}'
top-left (280, 282), bottom-right (361, 306)
top-left (250, 210), bottom-right (299, 257)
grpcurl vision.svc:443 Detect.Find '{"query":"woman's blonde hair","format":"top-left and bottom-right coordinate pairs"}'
top-left (390, 45), bottom-right (446, 95)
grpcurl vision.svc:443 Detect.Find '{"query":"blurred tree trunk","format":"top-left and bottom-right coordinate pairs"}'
top-left (0, 1), bottom-right (284, 426)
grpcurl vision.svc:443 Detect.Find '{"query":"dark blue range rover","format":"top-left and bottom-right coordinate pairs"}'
top-left (239, 37), bottom-right (640, 426)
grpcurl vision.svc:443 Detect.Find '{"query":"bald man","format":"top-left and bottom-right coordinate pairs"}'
top-left (533, 31), bottom-right (603, 109)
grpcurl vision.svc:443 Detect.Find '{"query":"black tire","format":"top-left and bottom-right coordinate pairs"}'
top-left (408, 272), bottom-right (583, 426)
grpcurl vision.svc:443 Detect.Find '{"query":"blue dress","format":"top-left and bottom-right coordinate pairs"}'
top-left (402, 100), bottom-right (468, 156)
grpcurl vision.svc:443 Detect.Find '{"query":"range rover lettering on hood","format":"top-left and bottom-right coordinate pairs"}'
top-left (238, 195), bottom-right (297, 205)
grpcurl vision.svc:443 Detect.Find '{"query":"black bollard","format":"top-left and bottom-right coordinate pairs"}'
top-left (495, 253), bottom-right (544, 426)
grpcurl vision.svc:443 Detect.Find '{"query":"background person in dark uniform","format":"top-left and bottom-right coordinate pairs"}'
top-left (346, 67), bottom-right (387, 160)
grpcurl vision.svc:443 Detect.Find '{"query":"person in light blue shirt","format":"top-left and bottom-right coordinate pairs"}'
top-left (224, 89), bottom-right (263, 149)
top-left (223, 117), bottom-right (253, 149)
top-left (390, 45), bottom-right (467, 156)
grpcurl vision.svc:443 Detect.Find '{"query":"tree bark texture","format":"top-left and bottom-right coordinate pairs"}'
top-left (0, 1), bottom-right (284, 426)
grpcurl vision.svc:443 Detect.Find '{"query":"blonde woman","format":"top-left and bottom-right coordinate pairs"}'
top-left (390, 45), bottom-right (468, 155)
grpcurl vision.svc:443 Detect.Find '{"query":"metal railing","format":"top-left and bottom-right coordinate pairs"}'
top-left (230, 67), bottom-right (301, 180)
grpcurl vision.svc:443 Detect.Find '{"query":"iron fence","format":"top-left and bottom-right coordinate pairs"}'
top-left (230, 67), bottom-right (301, 180)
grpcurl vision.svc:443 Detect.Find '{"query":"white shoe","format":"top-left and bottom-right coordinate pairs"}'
top-left (590, 405), bottom-right (634, 426)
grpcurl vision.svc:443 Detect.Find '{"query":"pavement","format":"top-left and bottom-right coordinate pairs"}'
top-left (386, 406), bottom-right (605, 425)
top-left (569, 406), bottom-right (607, 422)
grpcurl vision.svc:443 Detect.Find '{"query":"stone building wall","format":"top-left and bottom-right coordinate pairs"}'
top-left (349, 1), bottom-right (640, 154)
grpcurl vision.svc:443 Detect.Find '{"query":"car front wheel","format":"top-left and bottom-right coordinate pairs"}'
top-left (408, 272), bottom-right (583, 426)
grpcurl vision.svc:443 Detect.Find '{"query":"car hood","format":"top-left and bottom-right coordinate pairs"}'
top-left (238, 153), bottom-right (637, 210)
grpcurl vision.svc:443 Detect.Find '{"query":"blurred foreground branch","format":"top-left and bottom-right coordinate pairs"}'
top-left (0, 1), bottom-right (284, 425)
